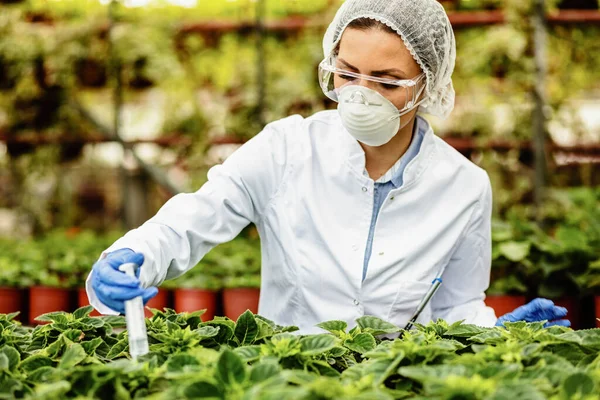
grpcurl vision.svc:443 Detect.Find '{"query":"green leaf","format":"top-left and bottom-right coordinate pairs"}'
top-left (106, 338), bottom-right (129, 360)
top-left (253, 314), bottom-right (276, 328)
top-left (196, 325), bottom-right (220, 340)
top-left (35, 312), bottom-right (70, 324)
top-left (250, 361), bottom-right (281, 383)
top-left (234, 345), bottom-right (262, 362)
top-left (63, 329), bottom-right (84, 343)
top-left (73, 306), bottom-right (94, 320)
top-left (491, 382), bottom-right (547, 400)
top-left (444, 323), bottom-right (485, 338)
top-left (399, 364), bottom-right (470, 382)
top-left (19, 354), bottom-right (54, 373)
top-left (344, 333), bottom-right (377, 354)
top-left (356, 316), bottom-right (400, 336)
top-left (234, 310), bottom-right (259, 346)
top-left (0, 353), bottom-right (8, 370)
top-left (202, 321), bottom-right (234, 344)
top-left (27, 366), bottom-right (56, 383)
top-left (560, 329), bottom-right (600, 350)
top-left (365, 354), bottom-right (405, 386)
top-left (306, 360), bottom-right (341, 377)
top-left (329, 346), bottom-right (348, 357)
top-left (562, 372), bottom-right (595, 397)
top-left (31, 381), bottom-right (71, 397)
top-left (166, 354), bottom-right (200, 372)
top-left (498, 241), bottom-right (530, 262)
top-left (217, 349), bottom-right (247, 386)
top-left (59, 343), bottom-right (88, 369)
top-left (299, 334), bottom-right (337, 356)
top-left (44, 337), bottom-right (66, 359)
top-left (183, 381), bottom-right (223, 399)
top-left (316, 320), bottom-right (348, 335)
top-left (469, 330), bottom-right (505, 345)
top-left (100, 315), bottom-right (127, 328)
top-left (256, 318), bottom-right (275, 340)
top-left (0, 346), bottom-right (20, 372)
top-left (81, 337), bottom-right (104, 355)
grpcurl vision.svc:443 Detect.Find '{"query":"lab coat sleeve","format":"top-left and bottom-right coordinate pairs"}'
top-left (430, 174), bottom-right (498, 327)
top-left (86, 116), bottom-right (300, 315)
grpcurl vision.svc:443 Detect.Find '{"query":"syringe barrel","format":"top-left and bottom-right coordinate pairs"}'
top-left (119, 263), bottom-right (149, 359)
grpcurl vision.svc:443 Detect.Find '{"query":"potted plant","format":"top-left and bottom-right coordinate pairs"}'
top-left (0, 239), bottom-right (32, 321)
top-left (222, 273), bottom-right (261, 320)
top-left (487, 220), bottom-right (530, 317)
top-left (22, 240), bottom-right (72, 325)
top-left (173, 234), bottom-right (261, 321)
top-left (217, 236), bottom-right (262, 320)
top-left (168, 269), bottom-right (222, 322)
top-left (574, 258), bottom-right (600, 328)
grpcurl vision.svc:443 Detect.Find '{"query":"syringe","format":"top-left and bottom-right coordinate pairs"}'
top-left (118, 262), bottom-right (149, 360)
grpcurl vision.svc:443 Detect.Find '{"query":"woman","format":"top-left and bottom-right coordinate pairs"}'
top-left (87, 0), bottom-right (570, 333)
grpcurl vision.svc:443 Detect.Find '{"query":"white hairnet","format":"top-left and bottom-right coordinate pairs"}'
top-left (323, 0), bottom-right (456, 119)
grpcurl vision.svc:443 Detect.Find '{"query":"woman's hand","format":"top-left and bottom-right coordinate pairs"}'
top-left (90, 249), bottom-right (158, 314)
top-left (495, 298), bottom-right (571, 328)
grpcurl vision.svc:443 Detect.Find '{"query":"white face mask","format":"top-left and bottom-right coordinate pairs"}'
top-left (337, 85), bottom-right (401, 147)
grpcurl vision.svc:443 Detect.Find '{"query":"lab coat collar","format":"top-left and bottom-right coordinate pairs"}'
top-left (343, 114), bottom-right (436, 189)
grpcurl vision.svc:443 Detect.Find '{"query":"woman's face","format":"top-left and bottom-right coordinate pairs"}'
top-left (335, 27), bottom-right (424, 114)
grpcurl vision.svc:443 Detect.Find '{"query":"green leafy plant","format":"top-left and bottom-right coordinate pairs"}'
top-left (3, 307), bottom-right (600, 399)
top-left (489, 187), bottom-right (600, 298)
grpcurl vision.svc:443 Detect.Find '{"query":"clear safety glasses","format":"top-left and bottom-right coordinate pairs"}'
top-left (318, 56), bottom-right (427, 111)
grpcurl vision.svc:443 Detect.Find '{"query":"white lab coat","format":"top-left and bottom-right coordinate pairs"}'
top-left (87, 110), bottom-right (498, 333)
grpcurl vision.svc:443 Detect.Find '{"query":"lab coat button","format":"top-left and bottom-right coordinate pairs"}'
top-left (353, 299), bottom-right (360, 306)
top-left (362, 187), bottom-right (368, 192)
top-left (352, 244), bottom-right (358, 251)
top-left (379, 252), bottom-right (384, 256)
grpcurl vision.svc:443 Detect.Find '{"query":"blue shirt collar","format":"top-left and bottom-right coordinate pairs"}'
top-left (389, 116), bottom-right (427, 188)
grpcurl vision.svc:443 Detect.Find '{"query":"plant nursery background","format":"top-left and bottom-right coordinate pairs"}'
top-left (0, 0), bottom-right (599, 329)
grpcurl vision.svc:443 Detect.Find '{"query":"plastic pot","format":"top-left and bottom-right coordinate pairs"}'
top-left (144, 289), bottom-right (170, 318)
top-left (0, 287), bottom-right (25, 321)
top-left (595, 296), bottom-right (600, 328)
top-left (78, 288), bottom-right (169, 318)
top-left (174, 289), bottom-right (217, 322)
top-left (553, 297), bottom-right (581, 330)
top-left (485, 295), bottom-right (527, 319)
top-left (29, 286), bottom-right (72, 325)
top-left (77, 288), bottom-right (101, 317)
top-left (222, 288), bottom-right (260, 321)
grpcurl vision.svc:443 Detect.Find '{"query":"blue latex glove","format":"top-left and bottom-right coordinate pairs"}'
top-left (496, 298), bottom-right (571, 328)
top-left (90, 248), bottom-right (158, 314)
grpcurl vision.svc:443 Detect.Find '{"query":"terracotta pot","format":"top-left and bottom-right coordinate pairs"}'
top-left (553, 297), bottom-right (581, 330)
top-left (77, 288), bottom-right (169, 318)
top-left (174, 289), bottom-right (217, 322)
top-left (222, 288), bottom-right (260, 321)
top-left (595, 296), bottom-right (600, 328)
top-left (29, 286), bottom-right (72, 325)
top-left (144, 289), bottom-right (170, 318)
top-left (485, 295), bottom-right (527, 318)
top-left (0, 287), bottom-right (25, 321)
top-left (77, 288), bottom-right (101, 317)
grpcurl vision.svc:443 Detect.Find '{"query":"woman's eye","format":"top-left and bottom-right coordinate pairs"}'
top-left (381, 83), bottom-right (398, 90)
top-left (339, 74), bottom-right (354, 81)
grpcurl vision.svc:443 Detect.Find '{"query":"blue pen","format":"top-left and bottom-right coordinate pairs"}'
top-left (404, 278), bottom-right (443, 331)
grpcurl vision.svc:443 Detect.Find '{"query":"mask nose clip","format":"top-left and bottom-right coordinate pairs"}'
top-left (345, 90), bottom-right (382, 107)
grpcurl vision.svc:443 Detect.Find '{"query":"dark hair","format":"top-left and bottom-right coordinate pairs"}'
top-left (347, 17), bottom-right (396, 35)
top-left (333, 18), bottom-right (397, 55)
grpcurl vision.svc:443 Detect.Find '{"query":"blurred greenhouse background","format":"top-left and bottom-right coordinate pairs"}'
top-left (0, 0), bottom-right (599, 327)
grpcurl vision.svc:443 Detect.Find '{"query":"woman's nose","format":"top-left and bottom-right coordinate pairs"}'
top-left (356, 78), bottom-right (378, 92)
